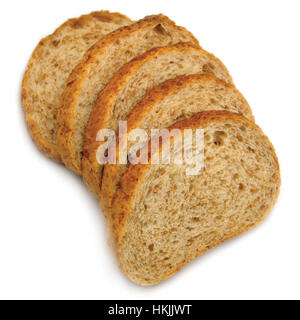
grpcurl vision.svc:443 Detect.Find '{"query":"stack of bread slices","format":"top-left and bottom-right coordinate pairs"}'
top-left (22, 11), bottom-right (281, 286)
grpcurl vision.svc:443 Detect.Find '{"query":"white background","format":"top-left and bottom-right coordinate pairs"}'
top-left (0, 0), bottom-right (299, 300)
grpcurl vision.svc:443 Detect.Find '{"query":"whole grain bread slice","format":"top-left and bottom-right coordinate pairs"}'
top-left (83, 42), bottom-right (234, 197)
top-left (57, 14), bottom-right (200, 174)
top-left (101, 74), bottom-right (254, 212)
top-left (110, 110), bottom-right (280, 286)
top-left (21, 11), bottom-right (132, 161)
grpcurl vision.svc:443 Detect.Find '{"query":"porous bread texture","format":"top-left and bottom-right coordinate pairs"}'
top-left (101, 74), bottom-right (254, 212)
top-left (83, 42), bottom-right (234, 197)
top-left (21, 11), bottom-right (132, 161)
top-left (110, 111), bottom-right (281, 286)
top-left (57, 14), bottom-right (200, 174)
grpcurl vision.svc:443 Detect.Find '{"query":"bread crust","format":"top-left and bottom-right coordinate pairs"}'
top-left (57, 14), bottom-right (200, 174)
top-left (82, 42), bottom-right (236, 198)
top-left (101, 74), bottom-right (254, 211)
top-left (21, 11), bottom-right (132, 162)
top-left (110, 110), bottom-right (281, 286)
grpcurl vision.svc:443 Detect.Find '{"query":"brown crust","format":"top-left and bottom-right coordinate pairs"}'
top-left (101, 74), bottom-right (254, 211)
top-left (57, 14), bottom-right (200, 174)
top-left (82, 42), bottom-right (210, 198)
top-left (21, 11), bottom-right (132, 162)
top-left (110, 110), bottom-right (281, 285)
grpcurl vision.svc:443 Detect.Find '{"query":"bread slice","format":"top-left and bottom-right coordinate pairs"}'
top-left (101, 74), bottom-right (254, 212)
top-left (110, 110), bottom-right (280, 286)
top-left (21, 11), bottom-right (132, 161)
top-left (57, 14), bottom-right (200, 174)
top-left (83, 42), bottom-right (234, 197)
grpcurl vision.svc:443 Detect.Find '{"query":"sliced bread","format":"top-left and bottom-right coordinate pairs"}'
top-left (57, 14), bottom-right (200, 174)
top-left (110, 110), bottom-right (281, 286)
top-left (83, 42), bottom-right (234, 197)
top-left (21, 11), bottom-right (132, 161)
top-left (101, 74), bottom-right (254, 212)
